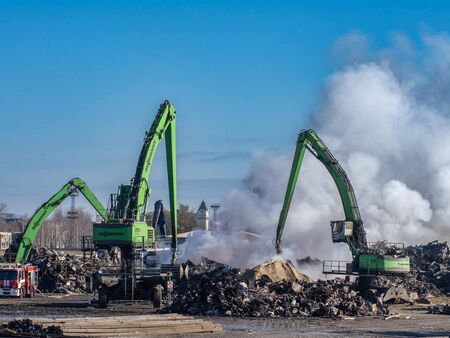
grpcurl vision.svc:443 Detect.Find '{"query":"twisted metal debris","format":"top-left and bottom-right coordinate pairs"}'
top-left (165, 258), bottom-right (389, 318)
top-left (1, 319), bottom-right (62, 335)
top-left (31, 248), bottom-right (108, 293)
top-left (405, 241), bottom-right (450, 295)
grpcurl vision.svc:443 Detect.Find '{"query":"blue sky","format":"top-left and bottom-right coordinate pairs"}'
top-left (1, 0), bottom-right (449, 214)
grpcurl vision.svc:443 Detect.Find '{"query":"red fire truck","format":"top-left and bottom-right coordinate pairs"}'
top-left (0, 264), bottom-right (38, 297)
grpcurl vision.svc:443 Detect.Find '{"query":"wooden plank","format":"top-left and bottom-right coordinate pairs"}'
top-left (61, 323), bottom-right (221, 332)
top-left (60, 323), bottom-right (221, 331)
top-left (62, 326), bottom-right (221, 336)
top-left (54, 320), bottom-right (212, 329)
top-left (36, 318), bottom-right (201, 324)
top-left (62, 324), bottom-right (221, 337)
top-left (32, 315), bottom-right (194, 324)
top-left (12, 314), bottom-right (222, 337)
top-left (35, 319), bottom-right (199, 326)
top-left (30, 314), bottom-right (191, 322)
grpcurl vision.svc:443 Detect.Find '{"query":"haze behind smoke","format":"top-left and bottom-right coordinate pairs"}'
top-left (180, 31), bottom-right (450, 270)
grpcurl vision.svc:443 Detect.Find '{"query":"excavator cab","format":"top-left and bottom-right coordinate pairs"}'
top-left (108, 185), bottom-right (132, 220)
top-left (330, 220), bottom-right (353, 243)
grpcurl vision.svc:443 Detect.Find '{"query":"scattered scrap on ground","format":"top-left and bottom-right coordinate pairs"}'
top-left (428, 303), bottom-right (450, 315)
top-left (0, 319), bottom-right (62, 336)
top-left (30, 248), bottom-right (108, 293)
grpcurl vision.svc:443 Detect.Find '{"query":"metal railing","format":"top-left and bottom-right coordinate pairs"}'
top-left (322, 260), bottom-right (354, 275)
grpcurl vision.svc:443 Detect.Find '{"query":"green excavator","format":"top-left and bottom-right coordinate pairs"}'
top-left (92, 99), bottom-right (185, 308)
top-left (274, 129), bottom-right (410, 280)
top-left (93, 99), bottom-right (177, 259)
top-left (5, 100), bottom-right (184, 307)
top-left (5, 177), bottom-right (108, 263)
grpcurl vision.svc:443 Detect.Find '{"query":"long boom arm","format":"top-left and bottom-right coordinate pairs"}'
top-left (275, 129), bottom-right (367, 256)
top-left (125, 100), bottom-right (178, 254)
top-left (15, 177), bottom-right (108, 263)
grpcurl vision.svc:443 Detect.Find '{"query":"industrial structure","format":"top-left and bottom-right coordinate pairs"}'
top-left (210, 203), bottom-right (220, 230)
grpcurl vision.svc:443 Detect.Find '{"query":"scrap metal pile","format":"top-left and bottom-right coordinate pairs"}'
top-left (405, 241), bottom-right (450, 295)
top-left (165, 258), bottom-right (389, 318)
top-left (372, 241), bottom-right (450, 302)
top-left (0, 319), bottom-right (62, 336)
top-left (377, 274), bottom-right (440, 300)
top-left (31, 248), bottom-right (106, 293)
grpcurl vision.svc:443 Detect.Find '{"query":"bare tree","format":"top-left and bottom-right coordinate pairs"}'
top-left (0, 203), bottom-right (6, 231)
top-left (35, 207), bottom-right (95, 249)
top-left (178, 204), bottom-right (196, 233)
top-left (148, 204), bottom-right (196, 236)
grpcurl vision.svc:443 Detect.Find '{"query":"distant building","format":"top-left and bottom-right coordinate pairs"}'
top-left (0, 232), bottom-right (12, 251)
top-left (194, 200), bottom-right (209, 231)
top-left (2, 213), bottom-right (19, 223)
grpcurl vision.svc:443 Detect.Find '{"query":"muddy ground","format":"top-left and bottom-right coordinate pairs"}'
top-left (0, 294), bottom-right (449, 337)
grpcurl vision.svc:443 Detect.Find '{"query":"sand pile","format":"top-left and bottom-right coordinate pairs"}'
top-left (243, 259), bottom-right (312, 283)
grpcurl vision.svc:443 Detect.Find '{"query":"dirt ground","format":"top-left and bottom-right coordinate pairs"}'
top-left (211, 305), bottom-right (450, 337)
top-left (0, 294), bottom-right (449, 337)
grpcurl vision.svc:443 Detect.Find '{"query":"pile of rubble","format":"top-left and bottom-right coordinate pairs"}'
top-left (31, 248), bottom-right (106, 293)
top-left (1, 319), bottom-right (62, 336)
top-left (165, 258), bottom-right (388, 318)
top-left (297, 256), bottom-right (321, 268)
top-left (368, 241), bottom-right (450, 301)
top-left (405, 241), bottom-right (450, 295)
top-left (377, 274), bottom-right (441, 300)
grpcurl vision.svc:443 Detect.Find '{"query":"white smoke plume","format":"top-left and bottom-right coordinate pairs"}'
top-left (180, 31), bottom-right (450, 269)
